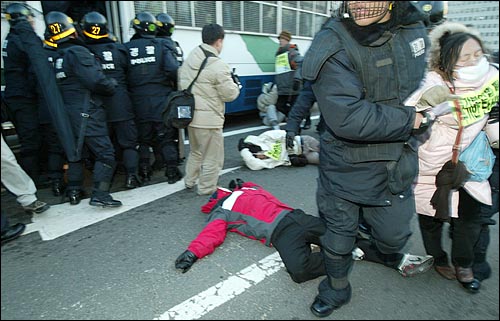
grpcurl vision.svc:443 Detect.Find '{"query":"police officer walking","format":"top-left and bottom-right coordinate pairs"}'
top-left (81, 11), bottom-right (142, 189)
top-left (46, 11), bottom-right (121, 207)
top-left (124, 12), bottom-right (181, 184)
top-left (2, 3), bottom-right (45, 187)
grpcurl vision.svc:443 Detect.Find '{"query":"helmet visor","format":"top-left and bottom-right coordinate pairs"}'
top-left (332, 1), bottom-right (392, 21)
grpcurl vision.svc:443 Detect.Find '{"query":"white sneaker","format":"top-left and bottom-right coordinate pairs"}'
top-left (397, 253), bottom-right (434, 277)
top-left (352, 247), bottom-right (365, 261)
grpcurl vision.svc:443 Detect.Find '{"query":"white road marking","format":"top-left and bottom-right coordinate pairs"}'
top-left (23, 167), bottom-right (240, 240)
top-left (155, 252), bottom-right (284, 320)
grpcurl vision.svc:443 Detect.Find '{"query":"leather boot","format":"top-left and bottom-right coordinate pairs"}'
top-left (125, 174), bottom-right (142, 189)
top-left (51, 179), bottom-right (66, 196)
top-left (67, 189), bottom-right (82, 205)
top-left (89, 182), bottom-right (122, 207)
top-left (165, 166), bottom-right (183, 184)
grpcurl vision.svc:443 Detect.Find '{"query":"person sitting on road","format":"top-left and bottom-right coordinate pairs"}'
top-left (175, 179), bottom-right (434, 283)
top-left (257, 82), bottom-right (285, 130)
top-left (238, 129), bottom-right (319, 170)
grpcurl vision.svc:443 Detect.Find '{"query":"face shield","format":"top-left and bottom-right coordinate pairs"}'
top-left (331, 1), bottom-right (393, 26)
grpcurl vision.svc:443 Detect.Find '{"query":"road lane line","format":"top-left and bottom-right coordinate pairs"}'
top-left (156, 252), bottom-right (284, 320)
top-left (23, 167), bottom-right (240, 241)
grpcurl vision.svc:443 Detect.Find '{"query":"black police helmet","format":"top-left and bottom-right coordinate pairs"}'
top-left (156, 13), bottom-right (175, 37)
top-left (5, 2), bottom-right (34, 26)
top-left (44, 11), bottom-right (76, 44)
top-left (412, 1), bottom-right (447, 28)
top-left (81, 11), bottom-right (109, 40)
top-left (131, 11), bottom-right (158, 38)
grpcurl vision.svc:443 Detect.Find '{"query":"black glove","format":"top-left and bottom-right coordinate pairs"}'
top-left (286, 131), bottom-right (296, 150)
top-left (175, 250), bottom-right (198, 273)
top-left (292, 78), bottom-right (302, 91)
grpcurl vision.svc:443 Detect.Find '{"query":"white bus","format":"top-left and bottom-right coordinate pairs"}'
top-left (1, 1), bottom-right (331, 114)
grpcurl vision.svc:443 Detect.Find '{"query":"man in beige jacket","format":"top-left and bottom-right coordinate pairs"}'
top-left (178, 24), bottom-right (240, 195)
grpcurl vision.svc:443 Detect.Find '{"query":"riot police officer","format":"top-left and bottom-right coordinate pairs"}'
top-left (124, 12), bottom-right (181, 184)
top-left (2, 3), bottom-right (45, 187)
top-left (155, 12), bottom-right (185, 170)
top-left (156, 13), bottom-right (184, 66)
top-left (45, 11), bottom-right (121, 207)
top-left (81, 11), bottom-right (142, 189)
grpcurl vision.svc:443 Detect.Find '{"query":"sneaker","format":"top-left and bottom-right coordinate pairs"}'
top-left (352, 247), bottom-right (365, 261)
top-left (23, 200), bottom-right (50, 214)
top-left (397, 253), bottom-right (434, 277)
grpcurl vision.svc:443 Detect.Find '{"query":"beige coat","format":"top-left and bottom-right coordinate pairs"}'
top-left (178, 44), bottom-right (240, 129)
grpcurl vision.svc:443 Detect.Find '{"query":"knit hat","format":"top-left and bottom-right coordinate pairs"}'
top-left (278, 30), bottom-right (292, 41)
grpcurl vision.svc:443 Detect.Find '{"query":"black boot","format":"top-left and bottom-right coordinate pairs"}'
top-left (139, 164), bottom-right (152, 182)
top-left (67, 189), bottom-right (82, 205)
top-left (51, 179), bottom-right (66, 196)
top-left (125, 174), bottom-right (142, 189)
top-left (165, 166), bottom-right (183, 184)
top-left (89, 182), bottom-right (122, 207)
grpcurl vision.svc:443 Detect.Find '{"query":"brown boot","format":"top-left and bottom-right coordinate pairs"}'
top-left (434, 265), bottom-right (456, 280)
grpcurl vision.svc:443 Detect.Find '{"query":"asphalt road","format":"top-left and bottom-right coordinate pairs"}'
top-left (1, 113), bottom-right (498, 320)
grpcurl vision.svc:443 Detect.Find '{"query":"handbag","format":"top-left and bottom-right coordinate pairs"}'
top-left (163, 46), bottom-right (214, 129)
top-left (459, 131), bottom-right (496, 181)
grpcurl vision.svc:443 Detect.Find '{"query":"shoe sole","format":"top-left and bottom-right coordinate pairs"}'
top-left (400, 258), bottom-right (434, 277)
top-left (24, 205), bottom-right (50, 214)
top-left (89, 202), bottom-right (122, 208)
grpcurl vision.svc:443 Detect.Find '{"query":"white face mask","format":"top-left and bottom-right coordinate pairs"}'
top-left (454, 56), bottom-right (490, 82)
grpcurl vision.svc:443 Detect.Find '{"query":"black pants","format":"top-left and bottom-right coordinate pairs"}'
top-left (137, 121), bottom-right (178, 167)
top-left (418, 188), bottom-right (484, 268)
top-left (271, 209), bottom-right (326, 283)
top-left (8, 100), bottom-right (42, 182)
top-left (108, 120), bottom-right (139, 174)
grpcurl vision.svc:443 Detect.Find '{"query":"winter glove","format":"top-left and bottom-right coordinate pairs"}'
top-left (175, 250), bottom-right (198, 273)
top-left (415, 85), bottom-right (458, 111)
top-left (292, 78), bottom-right (302, 92)
top-left (286, 131), bottom-right (296, 150)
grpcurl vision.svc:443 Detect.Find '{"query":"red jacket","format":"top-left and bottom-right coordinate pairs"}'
top-left (187, 182), bottom-right (294, 258)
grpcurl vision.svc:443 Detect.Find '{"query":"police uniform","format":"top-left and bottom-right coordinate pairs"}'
top-left (124, 32), bottom-right (180, 182)
top-left (2, 20), bottom-right (44, 185)
top-left (85, 37), bottom-right (141, 189)
top-left (54, 36), bottom-right (120, 206)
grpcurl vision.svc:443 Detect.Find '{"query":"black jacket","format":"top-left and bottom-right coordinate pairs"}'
top-left (86, 39), bottom-right (135, 122)
top-left (302, 4), bottom-right (429, 205)
top-left (55, 39), bottom-right (117, 137)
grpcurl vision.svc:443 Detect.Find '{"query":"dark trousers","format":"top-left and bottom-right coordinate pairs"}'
top-left (276, 95), bottom-right (298, 117)
top-left (67, 135), bottom-right (115, 190)
top-left (108, 120), bottom-right (139, 175)
top-left (271, 209), bottom-right (326, 283)
top-left (137, 121), bottom-right (178, 167)
top-left (418, 187), bottom-right (484, 268)
top-left (8, 100), bottom-right (42, 182)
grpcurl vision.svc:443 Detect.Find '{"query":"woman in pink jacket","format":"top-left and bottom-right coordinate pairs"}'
top-left (406, 22), bottom-right (499, 293)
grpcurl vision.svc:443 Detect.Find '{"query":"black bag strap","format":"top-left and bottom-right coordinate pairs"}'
top-left (186, 45), bottom-right (216, 93)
